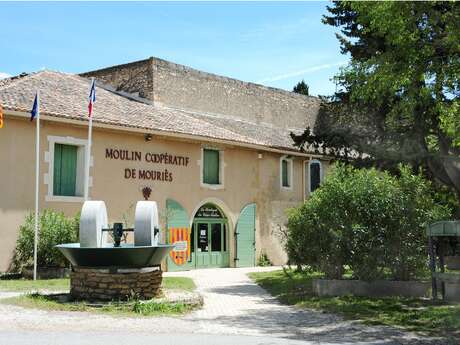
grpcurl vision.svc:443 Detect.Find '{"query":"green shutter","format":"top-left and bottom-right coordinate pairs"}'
top-left (203, 149), bottom-right (220, 185)
top-left (53, 144), bottom-right (77, 196)
top-left (236, 203), bottom-right (256, 267)
top-left (53, 144), bottom-right (63, 195)
top-left (282, 159), bottom-right (289, 187)
top-left (166, 199), bottom-right (189, 229)
top-left (166, 199), bottom-right (192, 271)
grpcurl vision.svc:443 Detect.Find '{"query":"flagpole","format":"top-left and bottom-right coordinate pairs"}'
top-left (84, 78), bottom-right (94, 201)
top-left (33, 90), bottom-right (40, 281)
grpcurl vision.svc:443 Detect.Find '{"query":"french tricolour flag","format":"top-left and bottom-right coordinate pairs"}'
top-left (88, 79), bottom-right (96, 117)
top-left (30, 92), bottom-right (39, 121)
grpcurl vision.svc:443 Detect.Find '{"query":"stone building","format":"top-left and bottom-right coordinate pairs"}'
top-left (0, 57), bottom-right (328, 272)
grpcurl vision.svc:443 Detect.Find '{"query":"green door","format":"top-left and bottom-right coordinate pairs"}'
top-left (167, 201), bottom-right (229, 271)
top-left (236, 203), bottom-right (256, 267)
top-left (193, 220), bottom-right (229, 268)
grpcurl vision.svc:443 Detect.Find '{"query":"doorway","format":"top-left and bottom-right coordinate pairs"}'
top-left (191, 204), bottom-right (229, 268)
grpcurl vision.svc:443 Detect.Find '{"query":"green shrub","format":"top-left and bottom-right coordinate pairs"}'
top-left (13, 210), bottom-right (79, 270)
top-left (285, 164), bottom-right (451, 281)
top-left (132, 300), bottom-right (191, 315)
top-left (257, 252), bottom-right (272, 267)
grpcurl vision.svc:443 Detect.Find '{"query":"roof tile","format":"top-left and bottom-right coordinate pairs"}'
top-left (0, 70), bottom-right (306, 152)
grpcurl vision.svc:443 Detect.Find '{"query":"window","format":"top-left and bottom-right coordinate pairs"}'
top-left (280, 156), bottom-right (293, 189)
top-left (211, 223), bottom-right (222, 251)
top-left (46, 135), bottom-right (88, 202)
top-left (53, 144), bottom-right (77, 196)
top-left (203, 148), bottom-right (220, 185)
top-left (309, 160), bottom-right (322, 194)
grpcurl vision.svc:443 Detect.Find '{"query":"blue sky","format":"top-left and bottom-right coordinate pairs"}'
top-left (0, 1), bottom-right (347, 96)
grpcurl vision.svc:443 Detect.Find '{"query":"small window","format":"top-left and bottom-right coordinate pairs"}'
top-left (309, 160), bottom-right (322, 193)
top-left (53, 144), bottom-right (78, 196)
top-left (280, 156), bottom-right (293, 189)
top-left (203, 149), bottom-right (220, 185)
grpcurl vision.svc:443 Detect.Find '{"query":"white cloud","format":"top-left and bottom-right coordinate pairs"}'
top-left (0, 72), bottom-right (11, 80)
top-left (256, 61), bottom-right (347, 84)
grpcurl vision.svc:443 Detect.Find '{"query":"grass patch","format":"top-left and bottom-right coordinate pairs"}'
top-left (0, 277), bottom-right (195, 293)
top-left (132, 299), bottom-right (192, 315)
top-left (0, 276), bottom-right (198, 316)
top-left (3, 293), bottom-right (195, 316)
top-left (0, 278), bottom-right (69, 292)
top-left (249, 269), bottom-right (460, 338)
top-left (161, 277), bottom-right (196, 292)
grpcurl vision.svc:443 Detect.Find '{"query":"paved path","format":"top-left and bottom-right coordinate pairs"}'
top-left (167, 267), bottom-right (452, 344)
top-left (0, 267), bottom-right (455, 345)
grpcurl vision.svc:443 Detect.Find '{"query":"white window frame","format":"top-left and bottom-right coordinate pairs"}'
top-left (44, 135), bottom-right (91, 203)
top-left (280, 155), bottom-right (293, 190)
top-left (199, 146), bottom-right (225, 190)
top-left (307, 159), bottom-right (323, 196)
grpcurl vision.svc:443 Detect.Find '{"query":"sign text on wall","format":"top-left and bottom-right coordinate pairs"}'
top-left (105, 148), bottom-right (190, 182)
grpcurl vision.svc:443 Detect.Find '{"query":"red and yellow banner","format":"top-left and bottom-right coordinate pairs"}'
top-left (0, 104), bottom-right (3, 128)
top-left (169, 227), bottom-right (191, 266)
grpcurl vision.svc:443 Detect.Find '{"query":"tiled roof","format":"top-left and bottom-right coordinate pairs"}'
top-left (0, 70), bottom-right (308, 153)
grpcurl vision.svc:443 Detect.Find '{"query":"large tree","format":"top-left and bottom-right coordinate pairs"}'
top-left (294, 2), bottom-right (460, 202)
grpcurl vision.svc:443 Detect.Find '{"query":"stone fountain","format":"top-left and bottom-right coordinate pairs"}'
top-left (57, 200), bottom-right (173, 301)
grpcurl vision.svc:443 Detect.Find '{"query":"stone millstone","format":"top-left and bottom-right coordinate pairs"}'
top-left (70, 266), bottom-right (162, 301)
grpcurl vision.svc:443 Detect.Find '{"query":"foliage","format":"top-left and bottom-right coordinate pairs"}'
top-left (293, 80), bottom-right (310, 96)
top-left (13, 210), bottom-right (79, 270)
top-left (285, 163), bottom-right (450, 281)
top-left (257, 252), bottom-right (272, 267)
top-left (249, 269), bottom-right (460, 338)
top-left (293, 2), bottom-right (460, 211)
top-left (132, 300), bottom-right (192, 315)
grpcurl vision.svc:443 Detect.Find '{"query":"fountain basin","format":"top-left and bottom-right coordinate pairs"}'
top-left (56, 243), bottom-right (174, 268)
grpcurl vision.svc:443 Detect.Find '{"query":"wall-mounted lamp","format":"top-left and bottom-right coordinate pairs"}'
top-left (145, 133), bottom-right (153, 142)
top-left (258, 153), bottom-right (263, 159)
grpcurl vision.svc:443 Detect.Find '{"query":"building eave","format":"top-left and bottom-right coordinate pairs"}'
top-left (4, 109), bottom-right (329, 160)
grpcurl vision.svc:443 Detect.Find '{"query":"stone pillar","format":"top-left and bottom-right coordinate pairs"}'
top-left (70, 266), bottom-right (162, 301)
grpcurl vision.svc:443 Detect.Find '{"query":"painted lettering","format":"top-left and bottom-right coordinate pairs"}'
top-left (124, 168), bottom-right (136, 179)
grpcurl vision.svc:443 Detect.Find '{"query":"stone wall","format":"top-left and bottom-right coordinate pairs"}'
top-left (80, 58), bottom-right (154, 100)
top-left (312, 279), bottom-right (432, 298)
top-left (70, 266), bottom-right (162, 301)
top-left (81, 57), bottom-right (320, 130)
top-left (151, 58), bottom-right (320, 129)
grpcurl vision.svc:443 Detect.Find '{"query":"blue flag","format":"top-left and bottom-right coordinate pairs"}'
top-left (30, 92), bottom-right (38, 121)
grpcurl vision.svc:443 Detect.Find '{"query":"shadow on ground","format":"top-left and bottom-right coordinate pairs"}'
top-left (194, 283), bottom-right (454, 345)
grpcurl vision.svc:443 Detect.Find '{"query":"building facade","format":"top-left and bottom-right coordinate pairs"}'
top-left (0, 57), bottom-right (328, 272)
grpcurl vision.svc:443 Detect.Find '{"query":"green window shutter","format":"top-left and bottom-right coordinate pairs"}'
top-left (203, 149), bottom-right (220, 185)
top-left (53, 144), bottom-right (77, 196)
top-left (282, 159), bottom-right (289, 187)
